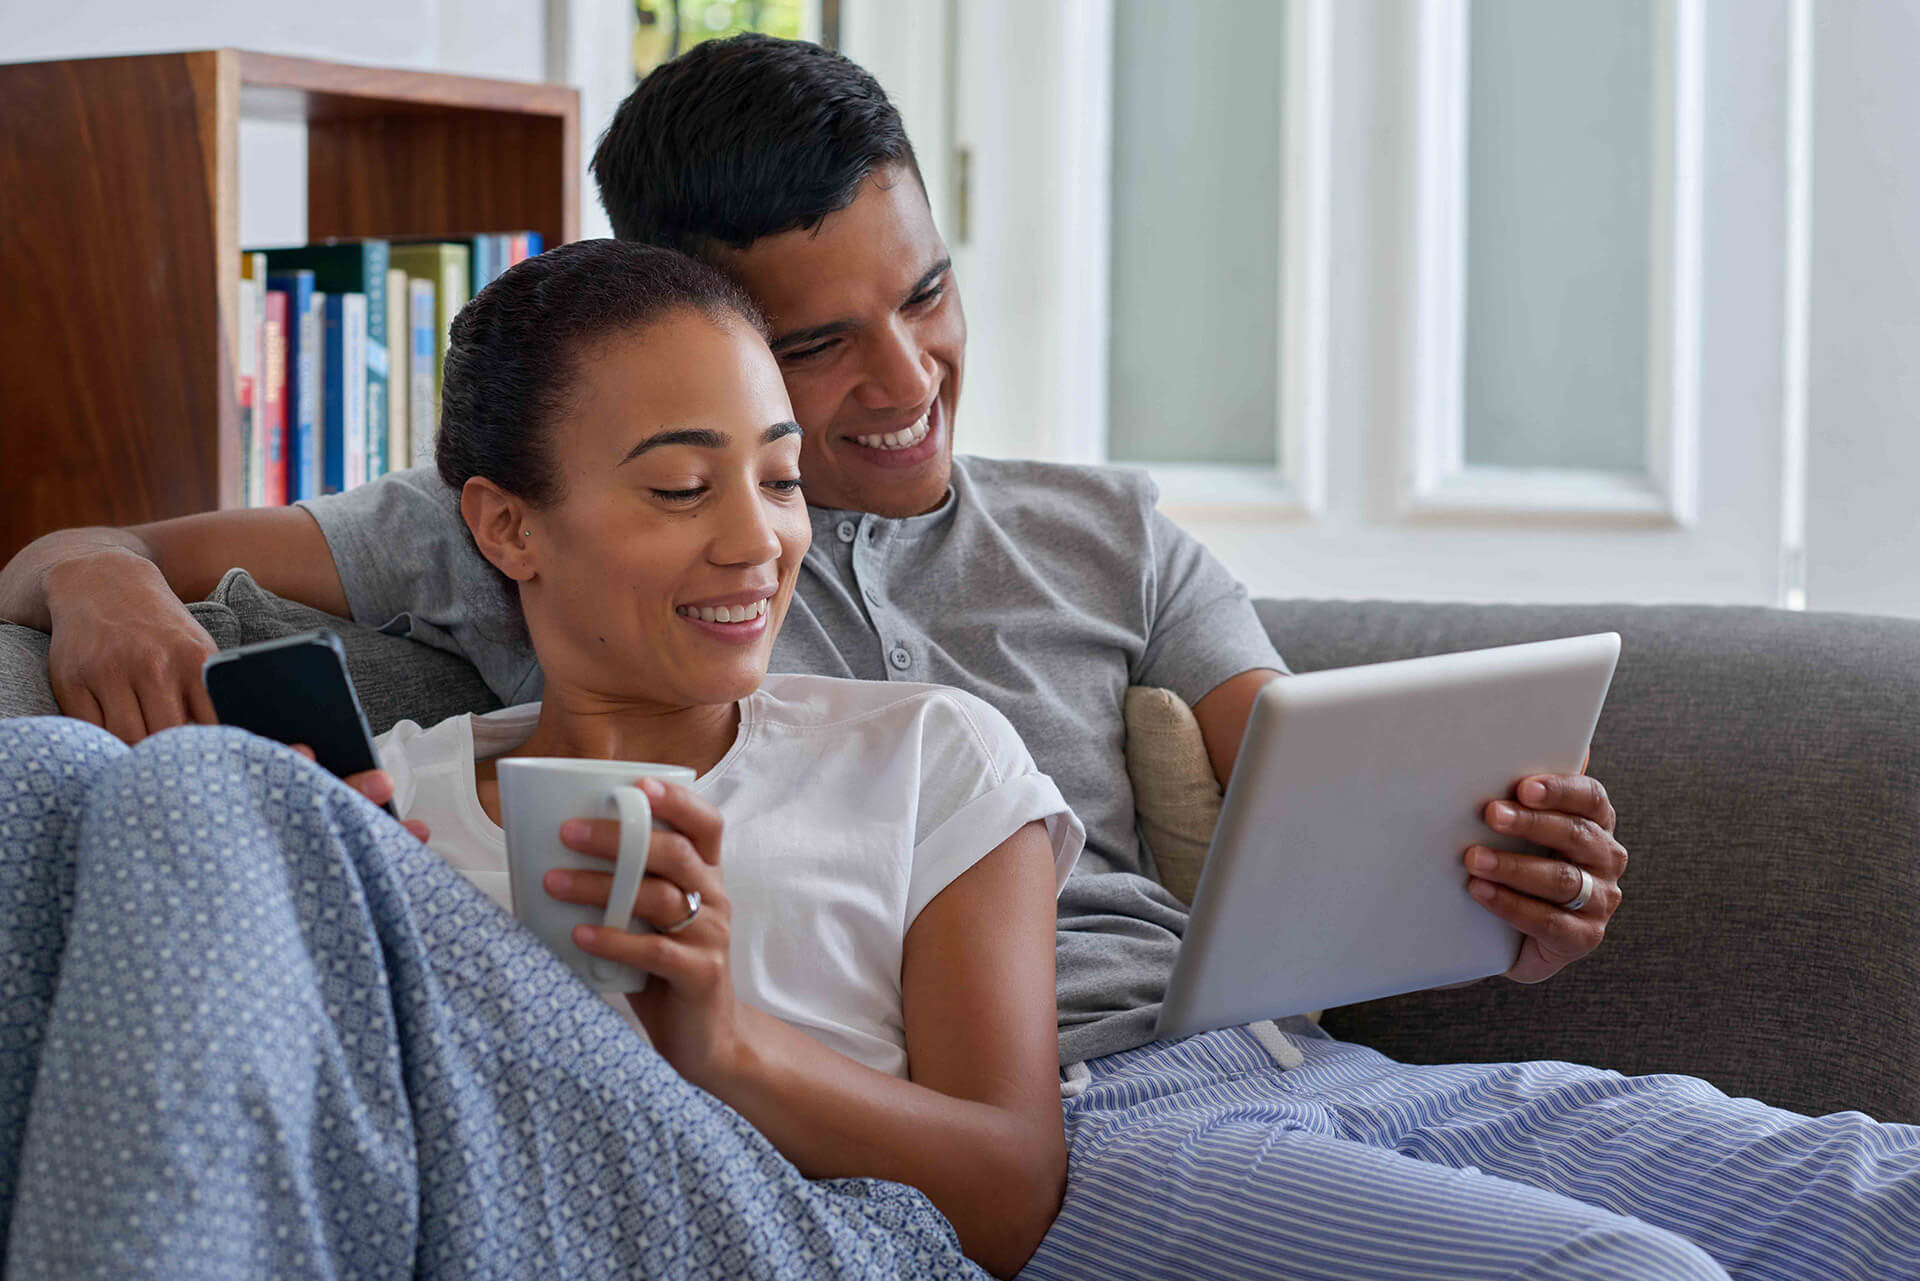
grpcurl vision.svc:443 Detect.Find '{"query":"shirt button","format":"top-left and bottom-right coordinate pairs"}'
top-left (888, 646), bottom-right (912, 671)
top-left (865, 587), bottom-right (882, 606)
top-left (836, 520), bottom-right (857, 543)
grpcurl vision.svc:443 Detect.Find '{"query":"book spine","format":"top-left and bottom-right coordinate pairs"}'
top-left (247, 252), bottom-right (269, 505)
top-left (348, 293), bottom-right (367, 488)
top-left (363, 242), bottom-right (390, 481)
top-left (387, 268), bottom-right (409, 475)
top-left (437, 251), bottom-right (470, 423)
top-left (409, 278), bottom-right (437, 469)
top-left (524, 231), bottom-right (543, 257)
top-left (322, 292), bottom-right (343, 495)
top-left (304, 292), bottom-right (325, 500)
top-left (269, 272), bottom-right (321, 503)
top-left (236, 266), bottom-right (257, 508)
top-left (262, 292), bottom-right (290, 506)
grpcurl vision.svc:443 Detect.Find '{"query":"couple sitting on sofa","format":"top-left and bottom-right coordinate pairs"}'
top-left (5, 32), bottom-right (1920, 1281)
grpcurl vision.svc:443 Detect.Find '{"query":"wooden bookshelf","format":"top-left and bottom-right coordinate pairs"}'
top-left (0, 50), bottom-right (580, 558)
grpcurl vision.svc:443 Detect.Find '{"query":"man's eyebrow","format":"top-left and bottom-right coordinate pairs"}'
top-left (620, 422), bottom-right (801, 464)
top-left (766, 257), bottom-right (954, 355)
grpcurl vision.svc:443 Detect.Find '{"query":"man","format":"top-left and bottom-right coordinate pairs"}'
top-left (3, 34), bottom-right (1913, 1281)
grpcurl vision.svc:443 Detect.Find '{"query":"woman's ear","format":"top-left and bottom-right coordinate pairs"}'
top-left (462, 477), bottom-right (537, 582)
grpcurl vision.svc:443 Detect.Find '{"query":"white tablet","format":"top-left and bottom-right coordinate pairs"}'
top-left (1154, 632), bottom-right (1621, 1042)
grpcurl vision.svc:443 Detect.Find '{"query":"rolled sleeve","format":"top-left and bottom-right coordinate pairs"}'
top-left (905, 772), bottom-right (1084, 932)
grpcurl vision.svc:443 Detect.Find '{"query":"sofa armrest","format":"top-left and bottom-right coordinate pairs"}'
top-left (1257, 599), bottom-right (1920, 1123)
top-left (0, 622), bottom-right (57, 719)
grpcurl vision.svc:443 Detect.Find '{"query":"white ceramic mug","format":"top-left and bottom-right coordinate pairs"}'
top-left (496, 758), bottom-right (697, 991)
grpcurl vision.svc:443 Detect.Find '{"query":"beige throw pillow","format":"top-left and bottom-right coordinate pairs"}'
top-left (1122, 686), bottom-right (1225, 908)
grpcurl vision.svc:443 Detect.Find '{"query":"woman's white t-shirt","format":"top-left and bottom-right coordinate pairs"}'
top-left (376, 673), bottom-right (1084, 1079)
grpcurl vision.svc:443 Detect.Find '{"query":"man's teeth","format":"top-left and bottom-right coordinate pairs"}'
top-left (676, 598), bottom-right (771, 624)
top-left (852, 414), bottom-right (930, 451)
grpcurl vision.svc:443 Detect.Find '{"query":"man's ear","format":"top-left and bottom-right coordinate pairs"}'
top-left (461, 477), bottom-right (537, 582)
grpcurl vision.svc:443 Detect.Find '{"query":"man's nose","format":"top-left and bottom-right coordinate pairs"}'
top-left (857, 315), bottom-right (936, 410)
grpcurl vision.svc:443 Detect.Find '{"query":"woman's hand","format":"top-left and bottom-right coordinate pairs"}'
top-left (548, 777), bottom-right (741, 1087)
top-left (1461, 769), bottom-right (1627, 984)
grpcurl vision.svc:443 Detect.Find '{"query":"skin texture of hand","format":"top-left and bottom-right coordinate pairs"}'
top-left (44, 550), bottom-right (221, 743)
top-left (545, 777), bottom-right (742, 1089)
top-left (1462, 768), bottom-right (1626, 984)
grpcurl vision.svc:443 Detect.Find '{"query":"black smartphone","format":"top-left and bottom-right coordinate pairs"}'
top-left (202, 630), bottom-right (394, 814)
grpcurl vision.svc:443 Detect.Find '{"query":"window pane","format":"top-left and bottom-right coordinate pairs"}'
top-left (1463, 0), bottom-right (1652, 473)
top-left (1109, 0), bottom-right (1282, 469)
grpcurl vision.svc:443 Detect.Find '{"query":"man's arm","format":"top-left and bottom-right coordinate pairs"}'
top-left (0, 507), bottom-right (349, 740)
top-left (1190, 667), bottom-right (1287, 786)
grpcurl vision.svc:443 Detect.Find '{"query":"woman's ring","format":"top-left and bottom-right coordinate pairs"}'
top-left (661, 887), bottom-right (702, 934)
top-left (1561, 868), bottom-right (1595, 913)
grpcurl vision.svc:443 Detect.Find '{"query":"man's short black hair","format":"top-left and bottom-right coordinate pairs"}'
top-left (591, 32), bottom-right (921, 257)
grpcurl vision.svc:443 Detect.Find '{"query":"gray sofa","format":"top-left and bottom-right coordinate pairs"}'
top-left (6, 571), bottom-right (1917, 1123)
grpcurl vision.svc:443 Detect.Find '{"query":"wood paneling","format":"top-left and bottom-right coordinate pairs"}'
top-left (0, 53), bottom-right (231, 553)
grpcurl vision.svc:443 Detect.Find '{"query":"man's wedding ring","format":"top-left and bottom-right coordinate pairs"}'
top-left (661, 888), bottom-right (702, 934)
top-left (1561, 868), bottom-right (1595, 913)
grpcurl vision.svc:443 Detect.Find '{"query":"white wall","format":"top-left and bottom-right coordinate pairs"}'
top-left (4, 0), bottom-right (617, 245)
top-left (1804, 0), bottom-right (1920, 618)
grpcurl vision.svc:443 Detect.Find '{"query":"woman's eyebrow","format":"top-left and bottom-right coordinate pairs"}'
top-left (620, 427), bottom-right (726, 464)
top-left (620, 421), bottom-right (801, 465)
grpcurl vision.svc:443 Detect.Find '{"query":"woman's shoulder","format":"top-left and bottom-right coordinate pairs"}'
top-left (376, 702), bottom-right (540, 765)
top-left (753, 675), bottom-right (1028, 766)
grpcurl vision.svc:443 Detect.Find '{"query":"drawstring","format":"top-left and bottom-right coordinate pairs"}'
top-left (1060, 1061), bottom-right (1093, 1099)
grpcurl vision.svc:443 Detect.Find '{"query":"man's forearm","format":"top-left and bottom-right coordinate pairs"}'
top-left (0, 528), bottom-right (161, 631)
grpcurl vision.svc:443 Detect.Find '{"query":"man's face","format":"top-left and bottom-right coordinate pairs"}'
top-left (717, 165), bottom-right (965, 517)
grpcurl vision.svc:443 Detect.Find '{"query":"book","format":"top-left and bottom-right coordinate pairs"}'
top-left (261, 291), bottom-right (290, 506)
top-left (236, 257), bottom-right (259, 507)
top-left (267, 270), bottom-right (321, 502)
top-left (260, 241), bottom-right (390, 486)
top-left (408, 277), bottom-right (437, 469)
top-left (469, 235), bottom-right (494, 297)
top-left (386, 267), bottom-right (409, 475)
top-left (323, 293), bottom-right (369, 493)
top-left (390, 243), bottom-right (470, 438)
top-left (244, 251), bottom-right (268, 504)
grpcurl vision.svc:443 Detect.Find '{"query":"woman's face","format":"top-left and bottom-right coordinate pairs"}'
top-left (516, 310), bottom-right (811, 710)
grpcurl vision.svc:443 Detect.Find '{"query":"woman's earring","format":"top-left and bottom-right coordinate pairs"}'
top-left (522, 530), bottom-right (531, 538)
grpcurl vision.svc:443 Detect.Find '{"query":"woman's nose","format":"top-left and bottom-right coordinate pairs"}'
top-left (712, 486), bottom-right (784, 568)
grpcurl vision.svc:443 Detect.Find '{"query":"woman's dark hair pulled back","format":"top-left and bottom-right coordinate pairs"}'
top-left (435, 237), bottom-right (767, 508)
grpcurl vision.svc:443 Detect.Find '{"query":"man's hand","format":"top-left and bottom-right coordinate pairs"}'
top-left (1461, 769), bottom-right (1626, 984)
top-left (44, 551), bottom-right (220, 743)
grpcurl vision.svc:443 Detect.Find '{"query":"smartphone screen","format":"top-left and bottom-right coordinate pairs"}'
top-left (202, 630), bottom-right (393, 813)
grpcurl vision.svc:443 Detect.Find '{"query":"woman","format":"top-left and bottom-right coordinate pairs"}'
top-left (0, 241), bottom-right (1078, 1281)
top-left (383, 239), bottom-right (1081, 1269)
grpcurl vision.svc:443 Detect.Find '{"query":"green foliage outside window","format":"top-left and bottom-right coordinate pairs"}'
top-left (634, 0), bottom-right (813, 76)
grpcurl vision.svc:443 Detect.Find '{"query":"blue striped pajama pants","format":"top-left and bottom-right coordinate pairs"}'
top-left (1020, 1023), bottom-right (1920, 1280)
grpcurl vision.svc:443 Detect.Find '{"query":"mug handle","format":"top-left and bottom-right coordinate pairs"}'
top-left (590, 785), bottom-right (654, 990)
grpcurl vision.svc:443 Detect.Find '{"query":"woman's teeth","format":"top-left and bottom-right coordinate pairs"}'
top-left (852, 414), bottom-right (930, 451)
top-left (676, 598), bottom-right (771, 624)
